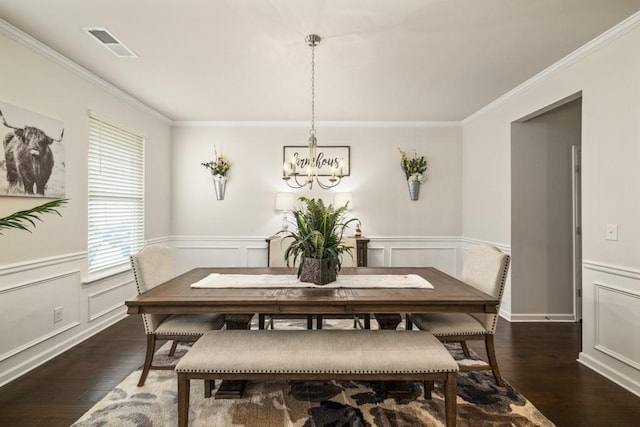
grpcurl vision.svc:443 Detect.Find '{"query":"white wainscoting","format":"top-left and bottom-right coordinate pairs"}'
top-left (171, 236), bottom-right (462, 276)
top-left (365, 237), bottom-right (460, 276)
top-left (0, 251), bottom-right (137, 387)
top-left (0, 235), bottom-right (518, 388)
top-left (171, 236), bottom-right (269, 273)
top-left (579, 260), bottom-right (640, 397)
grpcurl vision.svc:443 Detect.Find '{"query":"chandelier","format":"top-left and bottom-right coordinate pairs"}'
top-left (282, 34), bottom-right (343, 190)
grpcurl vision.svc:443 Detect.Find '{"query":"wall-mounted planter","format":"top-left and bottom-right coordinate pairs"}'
top-left (213, 179), bottom-right (226, 200)
top-left (408, 180), bottom-right (420, 201)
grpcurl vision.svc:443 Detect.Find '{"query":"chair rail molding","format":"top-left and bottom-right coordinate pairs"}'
top-left (0, 251), bottom-right (86, 276)
top-left (460, 237), bottom-right (511, 254)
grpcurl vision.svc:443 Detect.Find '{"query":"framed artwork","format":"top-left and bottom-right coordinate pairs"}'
top-left (0, 101), bottom-right (65, 197)
top-left (283, 145), bottom-right (350, 176)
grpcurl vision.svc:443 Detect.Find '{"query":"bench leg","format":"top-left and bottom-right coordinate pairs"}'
top-left (444, 372), bottom-right (457, 427)
top-left (177, 373), bottom-right (190, 427)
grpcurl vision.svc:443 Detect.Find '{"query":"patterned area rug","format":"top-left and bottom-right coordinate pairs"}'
top-left (72, 317), bottom-right (555, 426)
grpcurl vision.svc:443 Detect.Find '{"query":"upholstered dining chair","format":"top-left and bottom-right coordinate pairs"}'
top-left (130, 244), bottom-right (225, 386)
top-left (406, 245), bottom-right (510, 386)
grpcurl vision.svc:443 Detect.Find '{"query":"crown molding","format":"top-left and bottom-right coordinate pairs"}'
top-left (462, 10), bottom-right (640, 125)
top-left (172, 120), bottom-right (461, 128)
top-left (0, 19), bottom-right (172, 125)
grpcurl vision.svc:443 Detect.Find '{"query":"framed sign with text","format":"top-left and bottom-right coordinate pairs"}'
top-left (283, 146), bottom-right (350, 176)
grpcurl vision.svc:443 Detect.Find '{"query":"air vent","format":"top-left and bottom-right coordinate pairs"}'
top-left (83, 27), bottom-right (138, 58)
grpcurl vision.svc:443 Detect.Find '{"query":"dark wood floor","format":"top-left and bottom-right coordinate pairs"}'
top-left (0, 316), bottom-right (638, 426)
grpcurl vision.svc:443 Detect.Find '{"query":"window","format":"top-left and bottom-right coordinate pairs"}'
top-left (88, 114), bottom-right (144, 274)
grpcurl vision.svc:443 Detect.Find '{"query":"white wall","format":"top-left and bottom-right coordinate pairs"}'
top-left (169, 125), bottom-right (465, 278)
top-left (511, 99), bottom-right (581, 319)
top-left (462, 18), bottom-right (640, 395)
top-left (170, 125), bottom-right (462, 238)
top-left (0, 28), bottom-right (172, 386)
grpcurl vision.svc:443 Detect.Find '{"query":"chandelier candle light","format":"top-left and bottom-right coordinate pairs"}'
top-left (283, 34), bottom-right (344, 190)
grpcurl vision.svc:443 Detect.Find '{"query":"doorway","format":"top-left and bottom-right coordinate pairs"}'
top-left (511, 96), bottom-right (582, 321)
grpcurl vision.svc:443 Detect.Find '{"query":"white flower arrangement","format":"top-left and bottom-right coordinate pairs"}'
top-left (201, 148), bottom-right (230, 181)
top-left (408, 172), bottom-right (426, 183)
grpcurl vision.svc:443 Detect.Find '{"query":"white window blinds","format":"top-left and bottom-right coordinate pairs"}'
top-left (88, 114), bottom-right (145, 274)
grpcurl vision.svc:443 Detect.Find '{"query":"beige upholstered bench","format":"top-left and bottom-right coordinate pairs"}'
top-left (175, 329), bottom-right (459, 427)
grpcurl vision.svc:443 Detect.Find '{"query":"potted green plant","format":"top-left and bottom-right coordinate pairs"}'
top-left (281, 197), bottom-right (359, 285)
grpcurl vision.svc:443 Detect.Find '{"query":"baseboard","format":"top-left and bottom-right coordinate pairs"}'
top-left (507, 313), bottom-right (576, 322)
top-left (578, 352), bottom-right (640, 398)
top-left (0, 309), bottom-right (128, 388)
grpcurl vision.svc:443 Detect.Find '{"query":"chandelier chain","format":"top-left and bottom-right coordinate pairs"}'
top-left (310, 41), bottom-right (315, 136)
top-left (282, 34), bottom-right (342, 190)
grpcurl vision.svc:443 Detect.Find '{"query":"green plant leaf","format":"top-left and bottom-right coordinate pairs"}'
top-left (279, 197), bottom-right (359, 276)
top-left (0, 199), bottom-right (68, 235)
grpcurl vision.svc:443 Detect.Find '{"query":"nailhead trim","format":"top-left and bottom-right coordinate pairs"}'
top-left (489, 254), bottom-right (511, 333)
top-left (432, 331), bottom-right (485, 337)
top-left (176, 367), bottom-right (458, 374)
top-left (130, 254), bottom-right (153, 335)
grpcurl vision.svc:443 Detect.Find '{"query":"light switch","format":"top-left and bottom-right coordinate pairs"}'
top-left (606, 224), bottom-right (618, 241)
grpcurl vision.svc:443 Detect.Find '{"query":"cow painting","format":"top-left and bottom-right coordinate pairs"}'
top-left (1, 109), bottom-right (63, 196)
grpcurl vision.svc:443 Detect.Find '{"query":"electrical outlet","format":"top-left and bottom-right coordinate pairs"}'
top-left (54, 306), bottom-right (63, 323)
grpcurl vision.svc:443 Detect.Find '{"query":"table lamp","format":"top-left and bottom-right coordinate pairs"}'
top-left (275, 192), bottom-right (296, 230)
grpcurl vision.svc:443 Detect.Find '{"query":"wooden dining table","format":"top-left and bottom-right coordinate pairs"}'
top-left (125, 266), bottom-right (499, 330)
top-left (125, 266), bottom-right (499, 398)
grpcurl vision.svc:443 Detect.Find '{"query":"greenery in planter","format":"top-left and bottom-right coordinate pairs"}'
top-left (201, 148), bottom-right (230, 182)
top-left (397, 147), bottom-right (427, 183)
top-left (0, 198), bottom-right (68, 234)
top-left (281, 197), bottom-right (359, 282)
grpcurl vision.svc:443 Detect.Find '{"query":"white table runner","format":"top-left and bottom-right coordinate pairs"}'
top-left (190, 273), bottom-right (433, 289)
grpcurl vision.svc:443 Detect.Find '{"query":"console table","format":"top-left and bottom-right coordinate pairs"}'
top-left (266, 235), bottom-right (370, 267)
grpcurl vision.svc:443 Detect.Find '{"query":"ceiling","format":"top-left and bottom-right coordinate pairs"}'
top-left (1, 0), bottom-right (639, 122)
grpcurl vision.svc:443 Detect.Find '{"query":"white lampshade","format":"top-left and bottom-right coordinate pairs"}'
top-left (333, 192), bottom-right (353, 210)
top-left (275, 192), bottom-right (296, 211)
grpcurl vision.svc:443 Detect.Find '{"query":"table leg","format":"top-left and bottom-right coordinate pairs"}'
top-left (374, 313), bottom-right (402, 330)
top-left (374, 313), bottom-right (415, 398)
top-left (215, 314), bottom-right (253, 399)
top-left (224, 314), bottom-right (253, 330)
